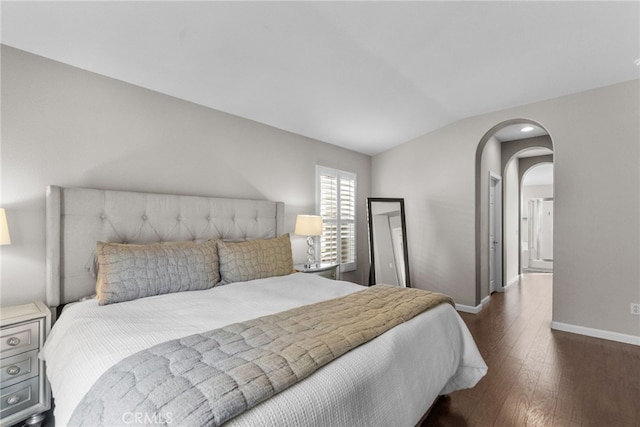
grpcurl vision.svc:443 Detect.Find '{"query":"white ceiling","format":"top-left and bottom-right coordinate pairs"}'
top-left (493, 124), bottom-right (548, 143)
top-left (1, 1), bottom-right (639, 155)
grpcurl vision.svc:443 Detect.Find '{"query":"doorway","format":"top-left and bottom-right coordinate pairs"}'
top-left (489, 173), bottom-right (502, 293)
top-left (474, 119), bottom-right (554, 306)
top-left (521, 162), bottom-right (554, 273)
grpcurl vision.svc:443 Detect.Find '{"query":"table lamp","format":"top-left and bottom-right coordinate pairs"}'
top-left (294, 214), bottom-right (322, 268)
top-left (0, 208), bottom-right (11, 245)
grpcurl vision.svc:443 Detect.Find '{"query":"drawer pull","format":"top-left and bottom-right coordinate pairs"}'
top-left (6, 365), bottom-right (21, 375)
top-left (6, 337), bottom-right (21, 346)
top-left (6, 395), bottom-right (21, 405)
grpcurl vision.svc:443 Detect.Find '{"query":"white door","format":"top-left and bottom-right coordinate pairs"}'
top-left (489, 174), bottom-right (503, 293)
top-left (539, 199), bottom-right (554, 261)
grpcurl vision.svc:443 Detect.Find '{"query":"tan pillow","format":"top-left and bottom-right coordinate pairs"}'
top-left (96, 240), bottom-right (220, 305)
top-left (218, 234), bottom-right (294, 284)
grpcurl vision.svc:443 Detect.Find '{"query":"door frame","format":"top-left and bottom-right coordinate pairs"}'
top-left (489, 172), bottom-right (503, 293)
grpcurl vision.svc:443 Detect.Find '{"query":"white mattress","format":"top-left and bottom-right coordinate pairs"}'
top-left (41, 273), bottom-right (487, 426)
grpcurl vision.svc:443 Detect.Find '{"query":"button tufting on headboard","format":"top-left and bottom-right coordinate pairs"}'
top-left (45, 185), bottom-right (285, 312)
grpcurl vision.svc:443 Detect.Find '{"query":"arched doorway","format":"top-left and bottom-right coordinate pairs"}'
top-left (474, 119), bottom-right (554, 306)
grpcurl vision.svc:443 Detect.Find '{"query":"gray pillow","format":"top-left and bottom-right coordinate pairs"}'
top-left (218, 234), bottom-right (294, 284)
top-left (96, 240), bottom-right (220, 305)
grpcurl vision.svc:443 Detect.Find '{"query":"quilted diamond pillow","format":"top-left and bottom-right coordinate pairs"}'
top-left (218, 234), bottom-right (294, 284)
top-left (96, 240), bottom-right (220, 305)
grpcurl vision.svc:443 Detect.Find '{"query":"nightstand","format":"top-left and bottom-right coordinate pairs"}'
top-left (0, 302), bottom-right (51, 427)
top-left (295, 263), bottom-right (340, 280)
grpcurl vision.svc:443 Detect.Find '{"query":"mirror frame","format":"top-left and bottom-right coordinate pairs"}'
top-left (367, 198), bottom-right (411, 287)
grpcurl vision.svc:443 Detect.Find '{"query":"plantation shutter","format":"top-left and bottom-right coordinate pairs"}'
top-left (317, 166), bottom-right (356, 272)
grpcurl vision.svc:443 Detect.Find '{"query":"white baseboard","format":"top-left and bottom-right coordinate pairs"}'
top-left (492, 275), bottom-right (520, 293)
top-left (456, 296), bottom-right (490, 314)
top-left (551, 321), bottom-right (640, 346)
top-left (505, 274), bottom-right (520, 289)
top-left (455, 303), bottom-right (482, 314)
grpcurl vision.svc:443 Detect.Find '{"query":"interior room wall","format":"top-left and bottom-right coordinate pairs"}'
top-left (504, 159), bottom-right (520, 285)
top-left (371, 125), bottom-right (474, 306)
top-left (373, 78), bottom-right (640, 340)
top-left (0, 46), bottom-right (372, 306)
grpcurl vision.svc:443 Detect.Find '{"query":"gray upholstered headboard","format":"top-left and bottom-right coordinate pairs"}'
top-left (46, 185), bottom-right (285, 312)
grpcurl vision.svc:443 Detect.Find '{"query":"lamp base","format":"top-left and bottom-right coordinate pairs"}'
top-left (305, 236), bottom-right (317, 269)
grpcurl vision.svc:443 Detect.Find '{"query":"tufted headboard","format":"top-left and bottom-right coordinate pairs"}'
top-left (46, 185), bottom-right (285, 313)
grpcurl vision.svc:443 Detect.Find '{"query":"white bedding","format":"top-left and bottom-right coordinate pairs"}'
top-left (41, 273), bottom-right (487, 426)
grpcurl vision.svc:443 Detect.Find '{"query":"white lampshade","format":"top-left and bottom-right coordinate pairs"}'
top-left (294, 215), bottom-right (323, 236)
top-left (0, 208), bottom-right (11, 245)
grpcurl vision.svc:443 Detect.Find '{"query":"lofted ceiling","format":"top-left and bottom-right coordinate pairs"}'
top-left (1, 1), bottom-right (639, 155)
top-left (493, 124), bottom-right (547, 143)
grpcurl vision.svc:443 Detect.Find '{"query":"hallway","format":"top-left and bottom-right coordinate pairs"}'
top-left (423, 274), bottom-right (640, 426)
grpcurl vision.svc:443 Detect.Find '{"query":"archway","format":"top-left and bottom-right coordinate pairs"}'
top-left (474, 119), bottom-right (554, 306)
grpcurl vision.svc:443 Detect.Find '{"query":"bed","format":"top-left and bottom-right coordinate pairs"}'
top-left (41, 185), bottom-right (487, 426)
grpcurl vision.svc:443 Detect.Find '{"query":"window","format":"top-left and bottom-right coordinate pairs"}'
top-left (316, 166), bottom-right (356, 272)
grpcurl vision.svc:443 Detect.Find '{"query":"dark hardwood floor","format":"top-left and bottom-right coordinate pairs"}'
top-left (422, 273), bottom-right (640, 427)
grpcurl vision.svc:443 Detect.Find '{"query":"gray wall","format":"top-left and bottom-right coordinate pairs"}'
top-left (373, 79), bottom-right (640, 338)
top-left (0, 46), bottom-right (372, 306)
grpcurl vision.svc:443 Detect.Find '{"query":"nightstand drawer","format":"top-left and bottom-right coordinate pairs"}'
top-left (0, 377), bottom-right (39, 419)
top-left (0, 350), bottom-right (38, 388)
top-left (0, 302), bottom-right (50, 427)
top-left (0, 322), bottom-right (39, 359)
top-left (295, 263), bottom-right (340, 280)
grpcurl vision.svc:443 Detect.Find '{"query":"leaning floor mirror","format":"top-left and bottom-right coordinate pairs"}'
top-left (367, 198), bottom-right (410, 287)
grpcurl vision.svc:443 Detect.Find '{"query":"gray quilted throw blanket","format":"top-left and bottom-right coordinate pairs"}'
top-left (68, 285), bottom-right (453, 426)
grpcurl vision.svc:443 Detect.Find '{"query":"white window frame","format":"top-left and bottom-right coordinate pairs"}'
top-left (316, 165), bottom-right (357, 273)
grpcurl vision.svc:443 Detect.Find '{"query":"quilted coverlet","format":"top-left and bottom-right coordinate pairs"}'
top-left (68, 285), bottom-right (453, 426)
